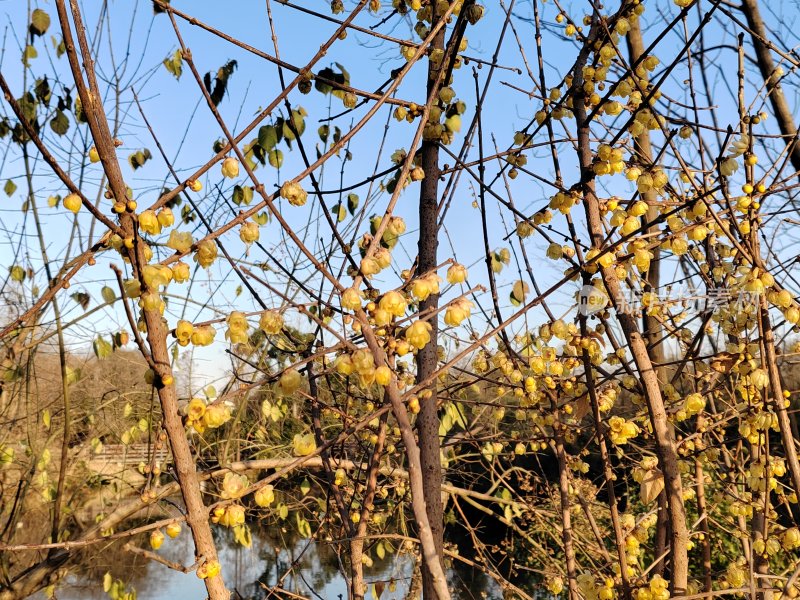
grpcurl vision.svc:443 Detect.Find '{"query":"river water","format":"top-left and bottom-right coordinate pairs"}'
top-left (34, 522), bottom-right (499, 599)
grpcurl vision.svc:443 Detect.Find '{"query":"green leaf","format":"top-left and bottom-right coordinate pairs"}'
top-left (34, 77), bottom-right (51, 105)
top-left (318, 125), bottom-right (329, 143)
top-left (93, 336), bottom-right (113, 359)
top-left (300, 478), bottom-right (311, 496)
top-left (347, 193), bottom-right (359, 214)
top-left (163, 49), bottom-right (182, 79)
top-left (332, 203), bottom-right (346, 222)
top-left (510, 280), bottom-right (529, 306)
top-left (232, 524), bottom-right (252, 548)
top-left (258, 125), bottom-right (278, 151)
top-left (30, 9), bottom-right (51, 36)
top-left (253, 212), bottom-right (269, 226)
top-left (296, 513), bottom-right (311, 538)
top-left (315, 63), bottom-right (350, 99)
top-left (9, 266), bottom-right (25, 282)
top-left (4, 180), bottom-right (17, 197)
top-left (232, 185), bottom-right (254, 206)
top-left (268, 148), bottom-right (283, 169)
top-left (101, 286), bottom-right (117, 304)
top-left (204, 60), bottom-right (237, 106)
top-left (71, 291), bottom-right (90, 310)
top-left (282, 119), bottom-right (297, 142)
top-left (65, 366), bottom-right (80, 385)
top-left (22, 45), bottom-right (37, 68)
top-left (74, 96), bottom-right (88, 123)
top-left (50, 110), bottom-right (69, 136)
top-left (51, 36), bottom-right (66, 58)
top-left (283, 108), bottom-right (306, 141)
top-left (128, 149), bottom-right (152, 170)
top-left (278, 503), bottom-right (288, 520)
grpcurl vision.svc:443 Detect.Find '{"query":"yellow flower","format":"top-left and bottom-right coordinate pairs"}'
top-left (411, 273), bottom-right (441, 300)
top-left (374, 365), bottom-right (392, 386)
top-left (191, 324), bottom-right (216, 346)
top-left (783, 527), bottom-right (800, 550)
top-left (88, 146), bottom-right (100, 163)
top-left (165, 523), bottom-right (181, 538)
top-left (334, 468), bottom-right (346, 486)
top-left (360, 257), bottom-right (381, 277)
top-left (547, 577), bottom-right (564, 595)
top-left (194, 239), bottom-right (218, 268)
top-left (138, 210), bottom-right (161, 235)
top-left (374, 247), bottom-right (392, 269)
top-left (259, 310), bottom-right (283, 334)
top-left (279, 368), bottom-right (303, 395)
top-left (166, 230), bottom-right (194, 253)
top-left (372, 308), bottom-right (392, 326)
top-left (188, 179), bottom-right (202, 192)
top-left (219, 504), bottom-right (246, 527)
top-left (684, 393), bottom-right (705, 416)
top-left (254, 484), bottom-right (275, 507)
top-left (221, 157), bottom-right (240, 178)
top-left (387, 216), bottom-right (406, 236)
top-left (186, 398), bottom-right (206, 421)
top-left (341, 287), bottom-right (363, 311)
top-left (203, 403), bottom-right (231, 428)
top-left (379, 290), bottom-right (407, 318)
top-left (175, 320), bottom-right (194, 346)
top-left (280, 181), bottom-right (308, 207)
top-left (221, 472), bottom-right (249, 499)
top-left (608, 415), bottom-right (639, 445)
top-left (446, 263), bottom-right (468, 284)
top-left (157, 207), bottom-right (174, 228)
top-left (335, 354), bottom-right (355, 375)
top-left (172, 261), bottom-right (190, 283)
top-left (406, 320), bottom-right (432, 349)
top-left (139, 291), bottom-right (165, 314)
top-left (293, 432), bottom-right (316, 457)
top-left (720, 157), bottom-right (738, 177)
top-left (226, 311), bottom-right (249, 344)
top-left (142, 264), bottom-right (172, 289)
top-left (239, 221), bottom-right (260, 245)
top-left (351, 349), bottom-right (375, 375)
top-left (444, 298), bottom-right (473, 326)
top-left (197, 559), bottom-right (221, 580)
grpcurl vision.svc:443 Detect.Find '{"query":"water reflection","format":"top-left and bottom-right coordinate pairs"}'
top-left (35, 520), bottom-right (500, 599)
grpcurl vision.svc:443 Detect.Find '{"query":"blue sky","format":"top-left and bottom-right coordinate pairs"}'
top-left (2, 0), bottom-right (797, 388)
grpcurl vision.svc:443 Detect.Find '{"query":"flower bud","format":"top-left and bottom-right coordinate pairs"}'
top-left (63, 193), bottom-right (82, 214)
top-left (239, 221), bottom-right (260, 245)
top-left (221, 157), bottom-right (240, 178)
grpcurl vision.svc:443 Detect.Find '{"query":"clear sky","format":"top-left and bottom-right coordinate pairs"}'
top-left (2, 0), bottom-right (797, 389)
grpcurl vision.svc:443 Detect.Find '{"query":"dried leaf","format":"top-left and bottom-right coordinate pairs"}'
top-left (640, 469), bottom-right (664, 505)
